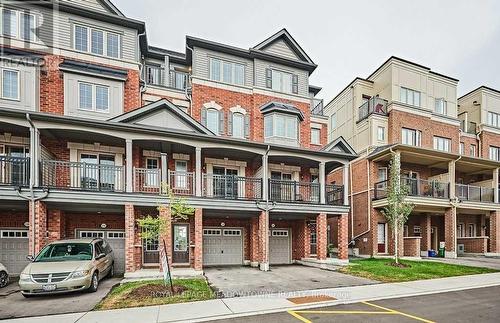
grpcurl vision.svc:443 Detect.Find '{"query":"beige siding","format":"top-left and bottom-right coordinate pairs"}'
top-left (0, 61), bottom-right (38, 111)
top-left (63, 0), bottom-right (112, 13)
top-left (261, 39), bottom-right (299, 61)
top-left (254, 58), bottom-right (308, 96)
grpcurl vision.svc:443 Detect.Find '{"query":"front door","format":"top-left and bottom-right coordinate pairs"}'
top-left (173, 224), bottom-right (189, 263)
top-left (377, 223), bottom-right (387, 253)
top-left (142, 226), bottom-right (159, 265)
top-left (431, 226), bottom-right (438, 251)
top-left (308, 221), bottom-right (317, 255)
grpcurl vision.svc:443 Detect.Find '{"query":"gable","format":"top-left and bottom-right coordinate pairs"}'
top-left (63, 0), bottom-right (124, 16)
top-left (252, 29), bottom-right (314, 65)
top-left (133, 109), bottom-right (199, 133)
top-left (261, 39), bottom-right (301, 61)
top-left (322, 136), bottom-right (357, 155)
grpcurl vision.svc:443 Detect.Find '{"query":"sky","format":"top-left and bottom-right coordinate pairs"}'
top-left (113, 0), bottom-right (500, 101)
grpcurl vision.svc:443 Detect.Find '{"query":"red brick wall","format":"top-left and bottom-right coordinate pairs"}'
top-left (403, 237), bottom-right (421, 257)
top-left (124, 70), bottom-right (141, 112)
top-left (64, 212), bottom-right (125, 238)
top-left (457, 237), bottom-right (487, 253)
top-left (40, 55), bottom-right (64, 114)
top-left (460, 135), bottom-right (479, 157)
top-left (480, 131), bottom-right (500, 159)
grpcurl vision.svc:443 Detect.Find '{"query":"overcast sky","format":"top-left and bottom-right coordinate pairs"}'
top-left (114, 0), bottom-right (500, 101)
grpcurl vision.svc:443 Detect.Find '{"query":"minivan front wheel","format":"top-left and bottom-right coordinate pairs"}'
top-left (88, 272), bottom-right (98, 293)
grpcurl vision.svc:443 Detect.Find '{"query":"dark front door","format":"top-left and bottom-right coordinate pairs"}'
top-left (173, 224), bottom-right (189, 263)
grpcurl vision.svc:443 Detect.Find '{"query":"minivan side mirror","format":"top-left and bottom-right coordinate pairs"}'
top-left (96, 253), bottom-right (106, 260)
top-left (26, 255), bottom-right (34, 262)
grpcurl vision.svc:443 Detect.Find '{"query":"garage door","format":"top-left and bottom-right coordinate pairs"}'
top-left (77, 230), bottom-right (125, 274)
top-left (270, 229), bottom-right (291, 264)
top-left (0, 229), bottom-right (29, 275)
top-left (203, 228), bottom-right (243, 266)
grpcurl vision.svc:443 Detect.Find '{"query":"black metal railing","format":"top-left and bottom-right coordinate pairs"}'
top-left (374, 178), bottom-right (449, 200)
top-left (358, 97), bottom-right (388, 122)
top-left (326, 184), bottom-right (344, 205)
top-left (456, 184), bottom-right (494, 203)
top-left (168, 170), bottom-right (195, 196)
top-left (0, 156), bottom-right (29, 186)
top-left (268, 179), bottom-right (320, 204)
top-left (203, 174), bottom-right (262, 200)
top-left (41, 160), bottom-right (125, 192)
top-left (311, 99), bottom-right (324, 116)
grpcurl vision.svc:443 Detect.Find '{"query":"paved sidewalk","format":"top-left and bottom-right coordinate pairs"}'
top-left (421, 256), bottom-right (500, 270)
top-left (4, 272), bottom-right (500, 323)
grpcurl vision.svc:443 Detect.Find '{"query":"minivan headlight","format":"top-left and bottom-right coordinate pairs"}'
top-left (71, 270), bottom-right (90, 279)
top-left (19, 273), bottom-right (31, 282)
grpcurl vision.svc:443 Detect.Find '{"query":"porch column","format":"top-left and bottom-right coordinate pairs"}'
top-left (126, 139), bottom-right (133, 193)
top-left (490, 211), bottom-right (500, 253)
top-left (343, 163), bottom-right (349, 205)
top-left (161, 153), bottom-right (168, 189)
top-left (159, 205), bottom-right (173, 270)
top-left (319, 162), bottom-right (325, 204)
top-left (250, 216), bottom-right (260, 267)
top-left (420, 214), bottom-right (432, 256)
top-left (47, 210), bottom-right (65, 243)
top-left (316, 213), bottom-right (327, 260)
top-left (193, 208), bottom-right (203, 271)
top-left (444, 207), bottom-right (457, 258)
top-left (29, 126), bottom-right (40, 187)
top-left (493, 168), bottom-right (499, 203)
top-left (125, 204), bottom-right (136, 272)
top-left (262, 154), bottom-right (269, 200)
top-left (195, 147), bottom-right (202, 197)
top-left (337, 213), bottom-right (349, 260)
top-left (448, 160), bottom-right (456, 199)
top-left (258, 210), bottom-right (269, 271)
top-left (29, 200), bottom-right (47, 255)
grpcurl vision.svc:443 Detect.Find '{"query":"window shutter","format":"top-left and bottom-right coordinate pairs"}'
top-left (219, 110), bottom-right (225, 135)
top-left (292, 74), bottom-right (298, 94)
top-left (201, 106), bottom-right (207, 126)
top-left (244, 114), bottom-right (250, 138)
top-left (265, 68), bottom-right (272, 88)
top-left (227, 111), bottom-right (233, 136)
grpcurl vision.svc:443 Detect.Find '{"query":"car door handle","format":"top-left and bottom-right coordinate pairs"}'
top-left (221, 250), bottom-right (224, 254)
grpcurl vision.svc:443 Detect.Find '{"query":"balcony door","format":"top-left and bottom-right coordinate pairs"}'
top-left (174, 160), bottom-right (188, 189)
top-left (80, 153), bottom-right (115, 191)
top-left (2, 146), bottom-right (28, 186)
top-left (402, 171), bottom-right (418, 195)
top-left (311, 174), bottom-right (320, 203)
top-left (145, 157), bottom-right (159, 187)
top-left (213, 166), bottom-right (239, 198)
top-left (270, 171), bottom-right (293, 201)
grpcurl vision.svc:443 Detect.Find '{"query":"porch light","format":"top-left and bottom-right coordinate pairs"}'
top-left (100, 223), bottom-right (107, 229)
top-left (271, 223), bottom-right (276, 228)
top-left (24, 222), bottom-right (29, 228)
top-left (221, 222), bottom-right (225, 227)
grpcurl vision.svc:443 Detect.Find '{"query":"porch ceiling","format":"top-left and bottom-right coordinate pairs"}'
top-left (374, 150), bottom-right (450, 170)
top-left (203, 209), bottom-right (260, 219)
top-left (41, 129), bottom-right (125, 146)
top-left (268, 155), bottom-right (318, 168)
top-left (0, 200), bottom-right (28, 212)
top-left (45, 202), bottom-right (125, 214)
top-left (133, 140), bottom-right (194, 155)
top-left (0, 121), bottom-right (30, 136)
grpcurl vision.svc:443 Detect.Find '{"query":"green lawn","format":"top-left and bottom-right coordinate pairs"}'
top-left (339, 258), bottom-right (497, 282)
top-left (95, 278), bottom-right (215, 310)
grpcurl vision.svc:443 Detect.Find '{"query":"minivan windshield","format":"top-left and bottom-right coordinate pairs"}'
top-left (35, 243), bottom-right (93, 262)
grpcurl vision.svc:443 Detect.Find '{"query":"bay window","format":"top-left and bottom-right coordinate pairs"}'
top-left (264, 114), bottom-right (298, 140)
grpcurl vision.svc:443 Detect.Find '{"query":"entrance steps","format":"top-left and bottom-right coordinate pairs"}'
top-left (122, 268), bottom-right (204, 283)
top-left (296, 257), bottom-right (348, 271)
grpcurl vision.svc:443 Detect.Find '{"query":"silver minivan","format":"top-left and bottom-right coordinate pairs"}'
top-left (19, 238), bottom-right (114, 297)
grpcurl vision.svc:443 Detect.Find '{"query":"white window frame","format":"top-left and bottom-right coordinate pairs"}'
top-left (107, 231), bottom-right (125, 239)
top-left (232, 112), bottom-right (245, 138)
top-left (378, 167), bottom-right (388, 181)
top-left (311, 127), bottom-right (321, 145)
top-left (377, 126), bottom-right (385, 141)
top-left (0, 68), bottom-right (20, 101)
top-left (457, 223), bottom-right (465, 238)
top-left (413, 226), bottom-right (421, 234)
top-left (206, 108), bottom-right (219, 134)
top-left (331, 113), bottom-right (337, 130)
top-left (489, 146), bottom-right (500, 161)
top-left (487, 111), bottom-right (500, 128)
top-left (271, 69), bottom-right (293, 94)
top-left (73, 24), bottom-right (121, 59)
top-left (264, 113), bottom-right (298, 140)
top-left (223, 229), bottom-right (242, 236)
top-left (435, 98), bottom-right (447, 115)
top-left (433, 136), bottom-right (451, 152)
top-left (470, 144), bottom-right (477, 157)
top-left (209, 57), bottom-right (245, 86)
top-left (401, 128), bottom-right (421, 146)
top-left (467, 224), bottom-right (476, 237)
top-left (0, 229), bottom-right (28, 238)
top-left (78, 82), bottom-right (110, 113)
top-left (271, 229), bottom-right (289, 237)
top-left (203, 229), bottom-right (222, 236)
top-left (78, 230), bottom-right (104, 238)
top-left (1, 8), bottom-right (38, 42)
top-left (400, 87), bottom-right (421, 107)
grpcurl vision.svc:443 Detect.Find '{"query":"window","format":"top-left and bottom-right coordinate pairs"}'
top-left (264, 114), bottom-right (298, 140)
top-left (435, 98), bottom-right (447, 115)
top-left (209, 58), bottom-right (244, 86)
top-left (271, 69), bottom-right (293, 94)
top-left (457, 223), bottom-right (465, 238)
top-left (232, 112), bottom-right (244, 138)
top-left (490, 146), bottom-right (500, 161)
top-left (1, 8), bottom-right (37, 41)
top-left (377, 126), bottom-right (385, 141)
top-left (460, 142), bottom-right (465, 155)
top-left (74, 24), bottom-right (121, 58)
top-left (413, 226), bottom-right (421, 234)
top-left (433, 136), bottom-right (451, 152)
top-left (400, 87), bottom-right (421, 107)
top-left (20, 12), bottom-right (35, 41)
top-left (206, 108), bottom-right (219, 133)
top-left (401, 128), bottom-right (421, 146)
top-left (146, 65), bottom-right (162, 85)
top-left (468, 224), bottom-right (476, 237)
top-left (470, 144), bottom-right (477, 157)
top-left (2, 8), bottom-right (17, 38)
top-left (487, 111), bottom-right (500, 128)
top-left (1, 69), bottom-right (19, 100)
top-left (1, 230), bottom-right (28, 238)
top-left (331, 113), bottom-right (337, 130)
top-left (311, 128), bottom-right (320, 145)
top-left (78, 82), bottom-right (109, 112)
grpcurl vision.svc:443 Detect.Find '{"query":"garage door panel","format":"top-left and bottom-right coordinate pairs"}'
top-left (270, 229), bottom-right (291, 265)
top-left (0, 229), bottom-right (29, 275)
top-left (203, 228), bottom-right (243, 266)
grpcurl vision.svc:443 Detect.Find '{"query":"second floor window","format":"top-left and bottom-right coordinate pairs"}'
top-left (209, 58), bottom-right (244, 85)
top-left (433, 136), bottom-right (451, 152)
top-left (401, 128), bottom-right (421, 146)
top-left (487, 111), bottom-right (500, 128)
top-left (231, 112), bottom-right (245, 138)
top-left (435, 98), bottom-right (447, 115)
top-left (459, 142), bottom-right (465, 155)
top-left (400, 87), bottom-right (421, 107)
top-left (264, 114), bottom-right (298, 140)
top-left (1, 8), bottom-right (37, 41)
top-left (311, 128), bottom-right (320, 145)
top-left (74, 24), bottom-right (120, 58)
top-left (377, 126), bottom-right (385, 141)
top-left (1, 68), bottom-right (19, 100)
top-left (470, 144), bottom-right (477, 157)
top-left (78, 82), bottom-right (109, 112)
top-left (490, 146), bottom-right (500, 161)
top-left (331, 113), bottom-right (337, 130)
top-left (206, 108), bottom-right (220, 134)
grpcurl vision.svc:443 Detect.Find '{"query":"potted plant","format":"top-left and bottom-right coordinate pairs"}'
top-left (328, 244), bottom-right (335, 258)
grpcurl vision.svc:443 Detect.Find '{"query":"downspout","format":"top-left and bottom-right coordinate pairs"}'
top-left (137, 31), bottom-right (147, 93)
top-left (185, 43), bottom-right (195, 114)
top-left (350, 146), bottom-right (372, 244)
top-left (256, 145), bottom-right (274, 271)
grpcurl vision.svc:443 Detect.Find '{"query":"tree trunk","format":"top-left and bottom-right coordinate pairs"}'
top-left (394, 223), bottom-right (399, 264)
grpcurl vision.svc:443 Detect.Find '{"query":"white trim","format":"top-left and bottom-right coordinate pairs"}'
top-left (72, 23), bottom-right (121, 59)
top-left (203, 100), bottom-right (223, 111)
top-left (229, 105), bottom-right (247, 115)
top-left (0, 229), bottom-right (28, 239)
top-left (203, 228), bottom-right (222, 236)
top-left (172, 153), bottom-right (190, 161)
top-left (0, 68), bottom-right (21, 101)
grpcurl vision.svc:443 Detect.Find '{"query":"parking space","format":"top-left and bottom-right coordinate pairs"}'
top-left (204, 265), bottom-right (377, 297)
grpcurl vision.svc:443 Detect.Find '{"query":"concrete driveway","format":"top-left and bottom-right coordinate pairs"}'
top-left (0, 277), bottom-right (120, 320)
top-left (204, 265), bottom-right (377, 297)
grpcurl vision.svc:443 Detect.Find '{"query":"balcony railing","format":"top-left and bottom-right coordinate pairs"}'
top-left (133, 167), bottom-right (161, 194)
top-left (145, 66), bottom-right (190, 91)
top-left (203, 174), bottom-right (262, 200)
top-left (460, 120), bottom-right (477, 134)
top-left (326, 184), bottom-right (344, 205)
top-left (456, 184), bottom-right (494, 203)
top-left (374, 178), bottom-right (450, 200)
top-left (168, 170), bottom-right (195, 196)
top-left (0, 156), bottom-right (29, 186)
top-left (358, 97), bottom-right (388, 122)
top-left (41, 160), bottom-right (125, 192)
top-left (268, 179), bottom-right (320, 204)
top-left (311, 99), bottom-right (324, 116)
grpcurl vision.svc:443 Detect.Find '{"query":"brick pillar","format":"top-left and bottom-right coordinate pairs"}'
top-left (29, 201), bottom-right (47, 255)
top-left (444, 207), bottom-right (457, 258)
top-left (337, 213), bottom-right (349, 260)
top-left (47, 210), bottom-right (65, 243)
top-left (490, 211), bottom-right (500, 253)
top-left (420, 214), bottom-right (432, 254)
top-left (316, 213), bottom-right (327, 260)
top-left (258, 211), bottom-right (269, 270)
top-left (125, 203), bottom-right (136, 272)
top-left (159, 205), bottom-right (173, 270)
top-left (193, 208), bottom-right (203, 271)
top-left (250, 216), bottom-right (260, 267)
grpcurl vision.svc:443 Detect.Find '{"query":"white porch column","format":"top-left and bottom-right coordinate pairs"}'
top-left (494, 168), bottom-right (499, 204)
top-left (125, 139), bottom-right (133, 193)
top-left (29, 126), bottom-right (40, 187)
top-left (160, 153), bottom-right (168, 188)
top-left (262, 154), bottom-right (269, 200)
top-left (343, 163), bottom-right (349, 205)
top-left (319, 161), bottom-right (325, 204)
top-left (195, 147), bottom-right (202, 197)
top-left (448, 160), bottom-right (456, 199)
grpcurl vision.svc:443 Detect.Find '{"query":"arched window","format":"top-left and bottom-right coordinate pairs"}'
top-left (232, 112), bottom-right (244, 138)
top-left (206, 108), bottom-right (219, 134)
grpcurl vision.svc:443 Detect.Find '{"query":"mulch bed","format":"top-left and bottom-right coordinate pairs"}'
top-left (128, 284), bottom-right (187, 298)
top-left (387, 262), bottom-right (411, 268)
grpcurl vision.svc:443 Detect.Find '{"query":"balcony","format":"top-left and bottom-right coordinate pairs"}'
top-left (456, 184), bottom-right (494, 203)
top-left (268, 179), bottom-right (320, 204)
top-left (0, 156), bottom-right (29, 187)
top-left (374, 178), bottom-right (450, 200)
top-left (311, 99), bottom-right (324, 116)
top-left (358, 97), bottom-right (388, 122)
top-left (133, 168), bottom-right (195, 196)
top-left (326, 184), bottom-right (344, 205)
top-left (145, 66), bottom-right (189, 91)
top-left (203, 174), bottom-right (262, 200)
top-left (41, 160), bottom-right (125, 192)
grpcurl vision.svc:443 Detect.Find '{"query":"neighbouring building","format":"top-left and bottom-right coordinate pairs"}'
top-left (325, 57), bottom-right (500, 258)
top-left (0, 0), bottom-right (353, 277)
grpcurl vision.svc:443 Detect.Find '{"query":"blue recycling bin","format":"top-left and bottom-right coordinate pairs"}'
top-left (428, 250), bottom-right (437, 257)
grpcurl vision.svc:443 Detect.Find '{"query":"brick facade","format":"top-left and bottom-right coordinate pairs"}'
top-left (337, 213), bottom-right (348, 260)
top-left (480, 131), bottom-right (500, 159)
top-left (29, 201), bottom-right (47, 255)
top-left (125, 204), bottom-right (136, 272)
top-left (403, 237), bottom-right (421, 257)
top-left (490, 211), bottom-right (500, 253)
top-left (457, 237), bottom-right (488, 254)
top-left (193, 208), bottom-right (203, 270)
top-left (316, 213), bottom-right (327, 260)
top-left (444, 207), bottom-right (457, 256)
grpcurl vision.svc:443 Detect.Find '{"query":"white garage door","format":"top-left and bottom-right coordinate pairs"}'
top-left (203, 228), bottom-right (243, 266)
top-left (270, 229), bottom-right (291, 264)
top-left (0, 229), bottom-right (29, 275)
top-left (77, 230), bottom-right (125, 274)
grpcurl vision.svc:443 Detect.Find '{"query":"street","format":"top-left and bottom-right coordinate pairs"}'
top-left (212, 285), bottom-right (500, 323)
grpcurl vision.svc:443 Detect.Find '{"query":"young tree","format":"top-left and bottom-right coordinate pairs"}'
top-left (381, 152), bottom-right (414, 264)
